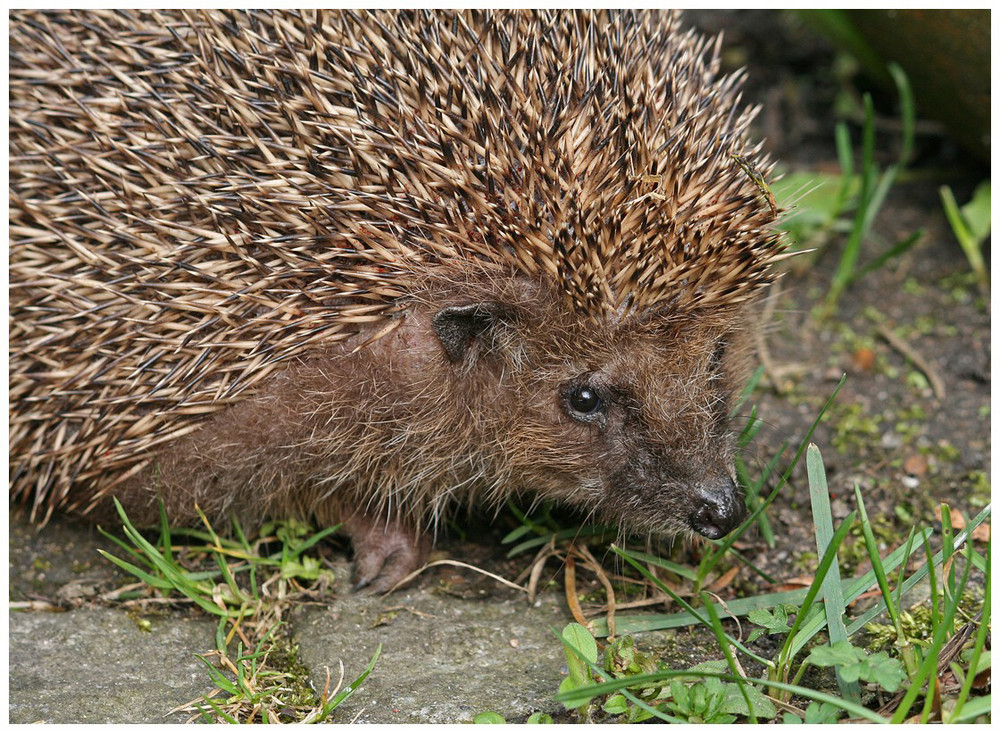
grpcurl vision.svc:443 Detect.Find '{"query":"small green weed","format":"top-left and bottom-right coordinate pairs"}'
top-left (803, 640), bottom-right (907, 693)
top-left (98, 500), bottom-right (377, 723)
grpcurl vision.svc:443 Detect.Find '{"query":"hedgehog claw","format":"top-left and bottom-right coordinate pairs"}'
top-left (344, 514), bottom-right (428, 593)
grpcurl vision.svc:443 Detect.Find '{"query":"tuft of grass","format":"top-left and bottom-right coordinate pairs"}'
top-left (822, 63), bottom-right (919, 316)
top-left (939, 181), bottom-right (990, 299)
top-left (98, 499), bottom-right (377, 723)
top-left (772, 63), bottom-right (922, 318)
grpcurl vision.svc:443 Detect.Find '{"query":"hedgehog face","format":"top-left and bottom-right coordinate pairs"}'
top-left (432, 294), bottom-right (749, 540)
top-left (545, 327), bottom-right (749, 540)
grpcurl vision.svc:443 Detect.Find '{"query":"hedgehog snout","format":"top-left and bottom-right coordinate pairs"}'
top-left (688, 476), bottom-right (746, 540)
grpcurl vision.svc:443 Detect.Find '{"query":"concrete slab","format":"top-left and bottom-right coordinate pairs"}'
top-left (293, 588), bottom-right (571, 723)
top-left (9, 607), bottom-right (218, 724)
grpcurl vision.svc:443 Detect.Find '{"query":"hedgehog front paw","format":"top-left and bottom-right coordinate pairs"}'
top-left (343, 514), bottom-right (429, 593)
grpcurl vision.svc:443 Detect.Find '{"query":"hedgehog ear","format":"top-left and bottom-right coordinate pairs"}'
top-left (433, 302), bottom-right (512, 364)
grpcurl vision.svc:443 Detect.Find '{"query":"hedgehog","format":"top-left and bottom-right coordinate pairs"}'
top-left (10, 9), bottom-right (784, 591)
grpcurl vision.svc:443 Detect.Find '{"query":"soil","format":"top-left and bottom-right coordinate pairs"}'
top-left (7, 9), bottom-right (990, 724)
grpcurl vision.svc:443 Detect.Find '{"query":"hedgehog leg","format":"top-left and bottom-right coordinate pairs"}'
top-left (343, 513), bottom-right (429, 593)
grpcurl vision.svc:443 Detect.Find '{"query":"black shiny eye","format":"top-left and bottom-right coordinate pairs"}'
top-left (568, 385), bottom-right (602, 415)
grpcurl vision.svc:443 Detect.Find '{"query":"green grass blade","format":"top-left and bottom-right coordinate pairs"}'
top-left (611, 546), bottom-right (773, 667)
top-left (96, 549), bottom-right (175, 590)
top-left (283, 524), bottom-right (340, 562)
top-left (891, 540), bottom-right (977, 722)
top-left (855, 483), bottom-right (919, 677)
top-left (893, 528), bottom-right (917, 615)
top-left (939, 185), bottom-right (972, 245)
top-left (229, 515), bottom-right (252, 553)
top-left (97, 525), bottom-right (161, 572)
top-left (597, 517), bottom-right (933, 639)
top-left (321, 644), bottom-right (382, 718)
top-left (780, 510), bottom-right (857, 663)
top-left (590, 585), bottom-right (808, 637)
top-left (722, 376), bottom-right (845, 553)
top-left (731, 365), bottom-right (765, 417)
top-left (826, 94), bottom-right (875, 310)
top-left (736, 405), bottom-right (762, 446)
top-left (504, 524), bottom-right (616, 557)
top-left (702, 593), bottom-right (758, 723)
top-left (215, 616), bottom-right (228, 655)
top-left (197, 694), bottom-right (241, 724)
top-left (860, 163), bottom-right (899, 235)
top-left (618, 548), bottom-right (698, 581)
top-left (948, 693), bottom-right (991, 724)
top-left (851, 229), bottom-right (922, 282)
top-left (156, 499), bottom-right (172, 554)
top-left (726, 542), bottom-right (779, 585)
top-left (736, 441), bottom-right (786, 549)
top-left (853, 485), bottom-right (902, 631)
top-left (887, 62), bottom-right (915, 164)
top-left (946, 545), bottom-right (990, 723)
top-left (104, 504), bottom-right (237, 617)
top-left (806, 445), bottom-right (858, 701)
top-left (195, 654), bottom-right (239, 695)
top-left (833, 121), bottom-right (854, 216)
top-left (940, 503), bottom-right (957, 610)
top-left (938, 183), bottom-right (990, 295)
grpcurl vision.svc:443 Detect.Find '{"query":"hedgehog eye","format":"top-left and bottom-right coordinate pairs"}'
top-left (567, 385), bottom-right (602, 416)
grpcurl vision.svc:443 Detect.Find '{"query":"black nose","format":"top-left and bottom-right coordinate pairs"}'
top-left (689, 477), bottom-right (745, 540)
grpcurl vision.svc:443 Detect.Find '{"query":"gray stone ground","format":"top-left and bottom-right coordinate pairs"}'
top-left (294, 588), bottom-right (568, 724)
top-left (9, 608), bottom-right (218, 724)
top-left (7, 513), bottom-right (573, 724)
